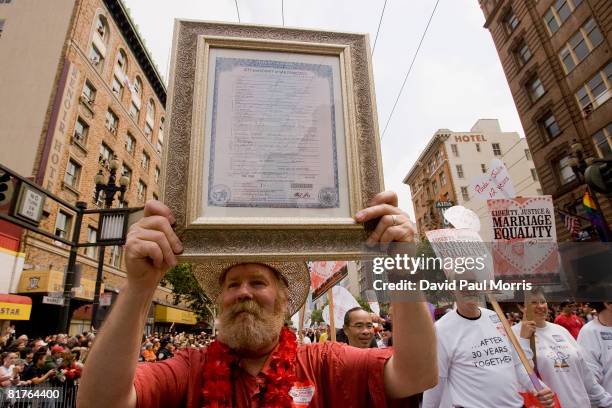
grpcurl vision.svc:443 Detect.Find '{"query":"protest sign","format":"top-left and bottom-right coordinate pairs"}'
top-left (468, 158), bottom-right (516, 201)
top-left (365, 290), bottom-right (380, 316)
top-left (443, 205), bottom-right (481, 232)
top-left (487, 196), bottom-right (560, 279)
top-left (425, 228), bottom-right (493, 283)
top-left (322, 285), bottom-right (360, 328)
top-left (309, 261), bottom-right (348, 301)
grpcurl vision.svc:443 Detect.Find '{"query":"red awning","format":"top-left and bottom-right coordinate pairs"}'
top-left (0, 294), bottom-right (32, 305)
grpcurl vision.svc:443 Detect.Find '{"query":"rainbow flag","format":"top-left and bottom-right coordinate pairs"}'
top-left (583, 189), bottom-right (610, 242)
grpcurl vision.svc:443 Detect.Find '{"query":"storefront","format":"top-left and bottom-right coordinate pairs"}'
top-left (0, 293), bottom-right (32, 333)
top-left (14, 269), bottom-right (100, 336)
top-left (154, 304), bottom-right (198, 333)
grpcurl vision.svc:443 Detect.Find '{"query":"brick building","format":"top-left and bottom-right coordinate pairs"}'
top-left (404, 119), bottom-right (541, 240)
top-left (478, 0), bottom-right (612, 241)
top-left (0, 0), bottom-right (195, 335)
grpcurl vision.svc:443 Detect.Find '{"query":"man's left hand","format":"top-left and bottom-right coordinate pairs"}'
top-left (355, 191), bottom-right (416, 245)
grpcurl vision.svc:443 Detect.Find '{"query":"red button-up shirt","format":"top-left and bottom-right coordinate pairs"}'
top-left (134, 342), bottom-right (395, 407)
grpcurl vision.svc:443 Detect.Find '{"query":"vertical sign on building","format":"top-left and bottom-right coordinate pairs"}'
top-left (40, 61), bottom-right (80, 192)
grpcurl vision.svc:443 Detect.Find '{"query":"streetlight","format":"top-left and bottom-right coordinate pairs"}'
top-left (568, 138), bottom-right (612, 241)
top-left (91, 155), bottom-right (129, 330)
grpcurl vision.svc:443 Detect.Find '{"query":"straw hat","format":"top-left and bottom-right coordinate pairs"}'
top-left (193, 261), bottom-right (310, 316)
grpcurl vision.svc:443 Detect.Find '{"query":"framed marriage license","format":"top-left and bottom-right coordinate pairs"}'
top-left (164, 21), bottom-right (384, 261)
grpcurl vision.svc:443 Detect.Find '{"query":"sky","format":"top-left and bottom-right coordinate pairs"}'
top-left (122, 0), bottom-right (524, 219)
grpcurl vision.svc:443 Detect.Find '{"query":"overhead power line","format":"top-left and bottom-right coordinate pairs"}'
top-left (235, 0), bottom-right (241, 23)
top-left (371, 0), bottom-right (388, 57)
top-left (380, 0), bottom-right (441, 142)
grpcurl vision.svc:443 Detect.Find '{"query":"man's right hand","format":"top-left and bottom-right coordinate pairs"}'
top-left (124, 200), bottom-right (183, 293)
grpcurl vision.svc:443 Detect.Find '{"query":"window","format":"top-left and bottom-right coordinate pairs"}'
top-left (525, 149), bottom-right (532, 160)
top-left (137, 180), bottom-right (147, 202)
top-left (108, 245), bottom-right (122, 268)
top-left (456, 165), bottom-right (464, 178)
top-left (116, 49), bottom-right (127, 73)
top-left (461, 187), bottom-right (469, 201)
top-left (592, 123), bottom-right (612, 157)
top-left (514, 40), bottom-right (532, 68)
top-left (121, 164), bottom-right (132, 188)
top-left (475, 143), bottom-right (481, 152)
top-left (125, 132), bottom-right (135, 155)
top-left (0, 19), bottom-right (4, 38)
top-left (111, 75), bottom-right (123, 98)
top-left (85, 226), bottom-right (98, 259)
top-left (451, 144), bottom-right (458, 157)
top-left (540, 112), bottom-right (561, 140)
top-left (481, 163), bottom-right (487, 173)
top-left (64, 160), bottom-right (81, 188)
top-left (74, 118), bottom-right (89, 145)
top-left (134, 77), bottom-right (142, 95)
top-left (146, 99), bottom-right (155, 123)
top-left (526, 76), bottom-right (545, 102)
top-left (492, 143), bottom-right (502, 156)
top-left (435, 150), bottom-right (442, 164)
top-left (129, 101), bottom-right (140, 121)
top-left (432, 180), bottom-right (438, 193)
top-left (105, 109), bottom-right (118, 134)
top-left (54, 211), bottom-right (72, 239)
top-left (559, 18), bottom-right (604, 74)
top-left (95, 15), bottom-right (108, 41)
top-left (82, 81), bottom-right (96, 104)
top-left (144, 123), bottom-right (153, 140)
top-left (159, 117), bottom-right (165, 146)
top-left (156, 137), bottom-right (163, 154)
top-left (502, 8), bottom-right (519, 35)
top-left (141, 151), bottom-right (150, 171)
top-left (439, 172), bottom-right (446, 186)
top-left (531, 168), bottom-right (539, 181)
top-left (575, 61), bottom-right (612, 112)
top-left (99, 143), bottom-right (113, 164)
top-left (89, 45), bottom-right (103, 70)
top-left (544, 0), bottom-right (583, 35)
top-left (154, 166), bottom-right (160, 184)
top-left (555, 156), bottom-right (577, 185)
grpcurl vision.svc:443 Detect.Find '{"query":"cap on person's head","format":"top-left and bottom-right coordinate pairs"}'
top-left (51, 345), bottom-right (64, 354)
top-left (193, 261), bottom-right (310, 316)
top-left (560, 299), bottom-right (575, 308)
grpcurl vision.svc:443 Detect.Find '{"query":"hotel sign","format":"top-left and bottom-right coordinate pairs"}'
top-left (453, 134), bottom-right (487, 143)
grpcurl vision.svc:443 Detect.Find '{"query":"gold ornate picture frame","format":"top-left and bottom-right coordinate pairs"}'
top-left (164, 20), bottom-right (384, 261)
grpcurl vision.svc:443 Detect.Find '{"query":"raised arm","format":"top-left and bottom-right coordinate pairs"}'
top-left (356, 191), bottom-right (438, 398)
top-left (77, 201), bottom-right (183, 408)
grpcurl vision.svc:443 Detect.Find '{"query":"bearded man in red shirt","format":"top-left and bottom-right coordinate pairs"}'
top-left (77, 191), bottom-right (437, 407)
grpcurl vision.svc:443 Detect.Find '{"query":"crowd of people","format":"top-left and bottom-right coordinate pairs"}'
top-left (2, 195), bottom-right (610, 407)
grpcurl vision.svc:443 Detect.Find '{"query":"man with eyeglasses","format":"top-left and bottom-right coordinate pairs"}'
top-left (343, 307), bottom-right (375, 348)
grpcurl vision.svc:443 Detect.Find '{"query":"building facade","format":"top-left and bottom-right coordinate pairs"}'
top-left (478, 0), bottom-right (612, 241)
top-left (0, 0), bottom-right (194, 335)
top-left (404, 119), bottom-right (542, 240)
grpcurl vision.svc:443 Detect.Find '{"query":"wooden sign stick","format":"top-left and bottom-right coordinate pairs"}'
top-left (327, 289), bottom-right (336, 342)
top-left (487, 294), bottom-right (543, 391)
top-left (298, 304), bottom-right (306, 343)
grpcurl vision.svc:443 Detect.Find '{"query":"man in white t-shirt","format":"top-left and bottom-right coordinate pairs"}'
top-left (578, 301), bottom-right (612, 395)
top-left (423, 290), bottom-right (555, 408)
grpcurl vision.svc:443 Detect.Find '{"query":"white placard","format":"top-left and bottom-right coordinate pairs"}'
top-left (322, 286), bottom-right (360, 328)
top-left (468, 158), bottom-right (515, 201)
top-left (443, 205), bottom-right (481, 232)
